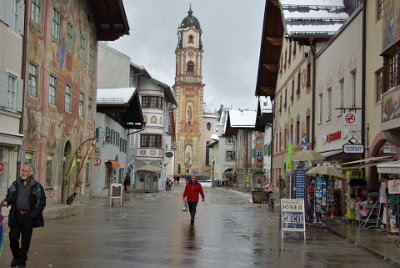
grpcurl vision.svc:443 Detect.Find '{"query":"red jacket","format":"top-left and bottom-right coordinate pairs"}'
top-left (183, 181), bottom-right (205, 203)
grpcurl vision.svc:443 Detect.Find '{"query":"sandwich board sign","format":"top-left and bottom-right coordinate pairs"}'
top-left (281, 198), bottom-right (306, 240)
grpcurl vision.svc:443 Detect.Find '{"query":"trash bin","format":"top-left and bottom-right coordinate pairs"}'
top-left (252, 187), bottom-right (264, 204)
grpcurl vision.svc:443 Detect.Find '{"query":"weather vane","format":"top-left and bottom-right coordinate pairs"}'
top-left (189, 0), bottom-right (192, 9)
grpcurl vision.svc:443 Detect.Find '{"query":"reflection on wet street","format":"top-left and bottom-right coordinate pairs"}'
top-left (0, 184), bottom-right (398, 267)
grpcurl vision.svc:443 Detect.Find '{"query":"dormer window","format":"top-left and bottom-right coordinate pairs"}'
top-left (187, 61), bottom-right (194, 72)
top-left (188, 35), bottom-right (194, 43)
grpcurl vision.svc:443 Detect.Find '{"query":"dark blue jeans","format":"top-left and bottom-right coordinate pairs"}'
top-left (188, 202), bottom-right (198, 221)
top-left (9, 214), bottom-right (33, 264)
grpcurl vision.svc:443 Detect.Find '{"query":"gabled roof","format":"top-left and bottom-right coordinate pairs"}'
top-left (97, 87), bottom-right (137, 104)
top-left (280, 0), bottom-right (348, 41)
top-left (225, 109), bottom-right (257, 136)
top-left (255, 0), bottom-right (284, 99)
top-left (97, 87), bottom-right (144, 129)
top-left (151, 78), bottom-right (178, 106)
top-left (89, 0), bottom-right (130, 41)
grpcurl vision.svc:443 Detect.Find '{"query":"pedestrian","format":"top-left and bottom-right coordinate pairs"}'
top-left (123, 173), bottom-right (131, 193)
top-left (183, 176), bottom-right (205, 223)
top-left (1, 163), bottom-right (46, 268)
top-left (176, 175), bottom-right (180, 185)
top-left (279, 175), bottom-right (286, 198)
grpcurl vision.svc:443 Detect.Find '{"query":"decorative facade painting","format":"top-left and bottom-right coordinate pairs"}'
top-left (184, 145), bottom-right (192, 169)
top-left (186, 102), bottom-right (193, 124)
top-left (383, 0), bottom-right (400, 52)
top-left (382, 88), bottom-right (400, 122)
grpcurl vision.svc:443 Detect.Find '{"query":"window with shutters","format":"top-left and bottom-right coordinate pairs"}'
top-left (49, 75), bottom-right (56, 106)
top-left (8, 74), bottom-right (17, 109)
top-left (51, 8), bottom-right (60, 41)
top-left (28, 63), bottom-right (38, 97)
top-left (88, 98), bottom-right (93, 121)
top-left (79, 92), bottom-right (84, 117)
top-left (65, 84), bottom-right (72, 112)
top-left (67, 23), bottom-right (74, 50)
top-left (31, 0), bottom-right (41, 23)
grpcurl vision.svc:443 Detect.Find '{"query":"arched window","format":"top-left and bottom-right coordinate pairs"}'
top-left (207, 122), bottom-right (211, 131)
top-left (188, 35), bottom-right (194, 43)
top-left (187, 61), bottom-right (194, 72)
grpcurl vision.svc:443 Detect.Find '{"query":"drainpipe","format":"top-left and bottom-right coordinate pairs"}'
top-left (361, 3), bottom-right (366, 178)
top-left (18, 0), bottom-right (29, 177)
top-left (310, 38), bottom-right (316, 150)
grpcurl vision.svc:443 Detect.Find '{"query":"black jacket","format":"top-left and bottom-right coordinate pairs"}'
top-left (3, 176), bottom-right (46, 228)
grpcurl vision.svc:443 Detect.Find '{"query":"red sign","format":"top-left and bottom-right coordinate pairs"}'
top-left (326, 131), bottom-right (341, 143)
top-left (0, 162), bottom-right (4, 176)
top-left (94, 158), bottom-right (101, 166)
top-left (345, 113), bottom-right (356, 124)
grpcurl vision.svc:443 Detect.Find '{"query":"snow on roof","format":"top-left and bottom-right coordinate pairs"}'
top-left (97, 87), bottom-right (137, 104)
top-left (280, 0), bottom-right (348, 38)
top-left (211, 133), bottom-right (219, 140)
top-left (229, 109), bottom-right (257, 128)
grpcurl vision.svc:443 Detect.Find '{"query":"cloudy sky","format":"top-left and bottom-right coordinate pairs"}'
top-left (108, 0), bottom-right (266, 112)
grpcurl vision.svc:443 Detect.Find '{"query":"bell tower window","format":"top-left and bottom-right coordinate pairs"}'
top-left (188, 35), bottom-right (194, 43)
top-left (187, 61), bottom-right (194, 72)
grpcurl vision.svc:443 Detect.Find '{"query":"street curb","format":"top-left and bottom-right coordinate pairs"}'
top-left (326, 226), bottom-right (400, 267)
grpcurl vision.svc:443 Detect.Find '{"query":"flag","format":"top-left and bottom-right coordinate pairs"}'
top-left (285, 136), bottom-right (295, 171)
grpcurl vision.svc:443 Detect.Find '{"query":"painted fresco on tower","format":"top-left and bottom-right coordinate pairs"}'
top-left (186, 102), bottom-right (193, 124)
top-left (185, 145), bottom-right (193, 169)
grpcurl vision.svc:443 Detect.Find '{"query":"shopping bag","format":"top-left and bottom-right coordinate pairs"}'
top-left (182, 201), bottom-right (188, 212)
top-left (0, 206), bottom-right (4, 258)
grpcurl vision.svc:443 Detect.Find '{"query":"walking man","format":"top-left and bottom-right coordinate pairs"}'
top-left (1, 163), bottom-right (46, 267)
top-left (183, 176), bottom-right (205, 223)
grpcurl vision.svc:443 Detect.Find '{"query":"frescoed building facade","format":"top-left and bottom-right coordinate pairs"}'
top-left (173, 6), bottom-right (207, 178)
top-left (22, 0), bottom-right (129, 205)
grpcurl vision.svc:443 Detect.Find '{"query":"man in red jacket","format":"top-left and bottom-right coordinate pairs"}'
top-left (183, 176), bottom-right (205, 223)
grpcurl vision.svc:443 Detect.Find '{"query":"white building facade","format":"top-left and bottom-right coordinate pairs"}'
top-left (0, 0), bottom-right (25, 198)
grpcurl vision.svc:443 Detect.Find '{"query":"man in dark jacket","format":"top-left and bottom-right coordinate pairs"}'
top-left (2, 163), bottom-right (46, 268)
top-left (183, 176), bottom-right (205, 223)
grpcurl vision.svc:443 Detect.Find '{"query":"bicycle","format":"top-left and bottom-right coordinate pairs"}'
top-left (262, 190), bottom-right (274, 212)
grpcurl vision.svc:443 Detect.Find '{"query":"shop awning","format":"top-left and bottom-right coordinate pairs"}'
top-left (377, 160), bottom-right (400, 174)
top-left (339, 155), bottom-right (396, 170)
top-left (107, 160), bottom-right (120, 168)
top-left (320, 149), bottom-right (343, 159)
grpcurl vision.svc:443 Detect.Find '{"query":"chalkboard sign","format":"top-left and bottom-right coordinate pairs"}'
top-left (112, 184), bottom-right (122, 197)
top-left (110, 183), bottom-right (123, 207)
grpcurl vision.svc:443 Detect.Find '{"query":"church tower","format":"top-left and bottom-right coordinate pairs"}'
top-left (173, 5), bottom-right (205, 177)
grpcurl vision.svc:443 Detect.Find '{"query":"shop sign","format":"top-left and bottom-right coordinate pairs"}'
top-left (342, 112), bottom-right (360, 131)
top-left (326, 131), bottom-right (341, 143)
top-left (343, 144), bottom-right (364, 154)
top-left (382, 142), bottom-right (397, 154)
top-left (281, 198), bottom-right (306, 239)
top-left (165, 152), bottom-right (173, 158)
top-left (388, 180), bottom-right (400, 194)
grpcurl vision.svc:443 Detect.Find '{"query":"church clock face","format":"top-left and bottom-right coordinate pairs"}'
top-left (188, 51), bottom-right (194, 57)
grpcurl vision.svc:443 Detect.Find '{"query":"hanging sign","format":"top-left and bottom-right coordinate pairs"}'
top-left (343, 144), bottom-right (364, 154)
top-left (342, 112), bottom-right (360, 131)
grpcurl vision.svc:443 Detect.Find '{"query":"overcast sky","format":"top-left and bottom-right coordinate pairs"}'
top-left (108, 0), bottom-right (266, 112)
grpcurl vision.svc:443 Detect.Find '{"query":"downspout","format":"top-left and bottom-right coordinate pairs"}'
top-left (310, 38), bottom-right (316, 150)
top-left (18, 0), bottom-right (29, 176)
top-left (361, 2), bottom-right (366, 178)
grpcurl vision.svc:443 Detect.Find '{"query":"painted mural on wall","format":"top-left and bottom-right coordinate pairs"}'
top-left (382, 88), bottom-right (400, 122)
top-left (383, 0), bottom-right (400, 52)
top-left (23, 0), bottom-right (98, 205)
